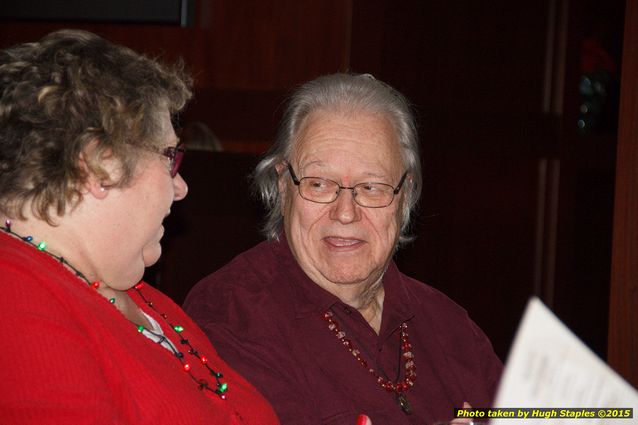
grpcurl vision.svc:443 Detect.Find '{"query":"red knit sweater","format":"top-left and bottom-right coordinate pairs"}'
top-left (0, 231), bottom-right (279, 425)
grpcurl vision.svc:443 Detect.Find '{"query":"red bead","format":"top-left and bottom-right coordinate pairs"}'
top-left (92, 281), bottom-right (100, 288)
top-left (125, 288), bottom-right (229, 399)
top-left (323, 314), bottom-right (415, 400)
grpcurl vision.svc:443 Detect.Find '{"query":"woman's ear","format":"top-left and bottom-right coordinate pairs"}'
top-left (78, 139), bottom-right (115, 200)
top-left (86, 179), bottom-right (109, 200)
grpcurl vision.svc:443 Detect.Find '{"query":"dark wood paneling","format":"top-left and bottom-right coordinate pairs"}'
top-left (351, 1), bottom-right (549, 118)
top-left (150, 151), bottom-right (265, 305)
top-left (351, 0), bottom-right (623, 362)
top-left (206, 0), bottom-right (352, 89)
top-left (608, 0), bottom-right (638, 388)
top-left (0, 0), bottom-right (352, 148)
top-left (181, 88), bottom-right (285, 145)
top-left (549, 0), bottom-right (623, 361)
top-left (351, 0), bottom-right (555, 360)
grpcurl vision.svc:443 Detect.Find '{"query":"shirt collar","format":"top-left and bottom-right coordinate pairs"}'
top-left (270, 234), bottom-right (414, 333)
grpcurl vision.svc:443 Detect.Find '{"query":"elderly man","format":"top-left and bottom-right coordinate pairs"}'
top-left (184, 73), bottom-right (502, 424)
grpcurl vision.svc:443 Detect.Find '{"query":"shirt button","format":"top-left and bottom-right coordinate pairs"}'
top-left (344, 307), bottom-right (352, 314)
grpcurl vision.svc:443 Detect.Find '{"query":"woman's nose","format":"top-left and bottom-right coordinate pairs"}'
top-left (173, 172), bottom-right (188, 201)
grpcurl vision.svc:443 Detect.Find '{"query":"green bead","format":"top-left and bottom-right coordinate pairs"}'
top-left (219, 383), bottom-right (228, 393)
top-left (37, 241), bottom-right (47, 250)
top-left (173, 325), bottom-right (184, 333)
top-left (137, 325), bottom-right (144, 332)
top-left (109, 298), bottom-right (116, 304)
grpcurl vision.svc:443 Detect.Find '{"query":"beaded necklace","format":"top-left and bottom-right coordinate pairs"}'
top-left (322, 310), bottom-right (416, 415)
top-left (2, 220), bottom-right (228, 399)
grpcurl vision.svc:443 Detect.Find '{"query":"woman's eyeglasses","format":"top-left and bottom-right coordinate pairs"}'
top-left (160, 142), bottom-right (185, 178)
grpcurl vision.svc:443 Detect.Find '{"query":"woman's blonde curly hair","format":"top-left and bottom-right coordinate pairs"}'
top-left (0, 29), bottom-right (192, 223)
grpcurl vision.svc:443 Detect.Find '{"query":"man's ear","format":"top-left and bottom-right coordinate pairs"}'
top-left (275, 162), bottom-right (288, 215)
top-left (401, 174), bottom-right (413, 206)
top-left (399, 174), bottom-right (413, 212)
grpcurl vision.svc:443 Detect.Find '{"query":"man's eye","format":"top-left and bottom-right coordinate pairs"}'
top-left (305, 178), bottom-right (331, 192)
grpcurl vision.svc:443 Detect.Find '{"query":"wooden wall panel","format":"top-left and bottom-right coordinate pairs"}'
top-left (608, 0), bottom-right (638, 388)
top-left (0, 0), bottom-right (352, 150)
top-left (206, 0), bottom-right (352, 89)
top-left (351, 0), bottom-right (555, 360)
top-left (550, 0), bottom-right (623, 362)
top-left (350, 0), bottom-right (623, 362)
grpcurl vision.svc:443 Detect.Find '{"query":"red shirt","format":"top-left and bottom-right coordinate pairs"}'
top-left (184, 237), bottom-right (502, 425)
top-left (0, 231), bottom-right (279, 425)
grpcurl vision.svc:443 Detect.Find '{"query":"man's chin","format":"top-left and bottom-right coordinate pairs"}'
top-left (322, 270), bottom-right (371, 286)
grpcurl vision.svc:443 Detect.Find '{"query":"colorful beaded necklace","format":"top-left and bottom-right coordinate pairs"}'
top-left (322, 310), bottom-right (416, 415)
top-left (2, 220), bottom-right (228, 399)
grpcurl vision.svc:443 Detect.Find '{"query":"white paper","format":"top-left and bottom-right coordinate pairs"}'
top-left (490, 297), bottom-right (638, 424)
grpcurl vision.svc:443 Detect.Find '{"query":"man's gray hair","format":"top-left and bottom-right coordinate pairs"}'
top-left (253, 73), bottom-right (422, 246)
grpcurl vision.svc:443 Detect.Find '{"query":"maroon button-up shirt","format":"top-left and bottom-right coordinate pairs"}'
top-left (184, 238), bottom-right (502, 425)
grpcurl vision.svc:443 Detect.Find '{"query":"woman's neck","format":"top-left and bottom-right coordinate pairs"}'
top-left (2, 215), bottom-right (150, 328)
top-left (6, 216), bottom-right (95, 278)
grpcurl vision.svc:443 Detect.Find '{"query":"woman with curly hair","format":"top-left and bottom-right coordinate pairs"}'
top-left (0, 29), bottom-right (278, 425)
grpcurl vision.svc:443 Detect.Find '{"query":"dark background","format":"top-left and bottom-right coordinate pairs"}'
top-left (0, 0), bottom-right (625, 362)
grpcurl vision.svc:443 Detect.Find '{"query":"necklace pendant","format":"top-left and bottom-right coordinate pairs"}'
top-left (397, 393), bottom-right (412, 415)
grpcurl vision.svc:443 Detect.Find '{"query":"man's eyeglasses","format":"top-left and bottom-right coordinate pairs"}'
top-left (160, 142), bottom-right (185, 178)
top-left (287, 163), bottom-right (407, 208)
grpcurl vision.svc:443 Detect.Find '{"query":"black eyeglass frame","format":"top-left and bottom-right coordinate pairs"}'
top-left (160, 142), bottom-right (185, 178)
top-left (286, 163), bottom-right (408, 208)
